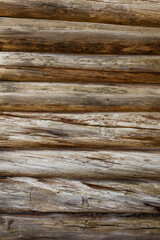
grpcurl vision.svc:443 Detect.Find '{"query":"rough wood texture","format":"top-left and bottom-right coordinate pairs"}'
top-left (0, 82), bottom-right (160, 112)
top-left (0, 1), bottom-right (160, 239)
top-left (0, 213), bottom-right (160, 240)
top-left (0, 112), bottom-right (160, 149)
top-left (0, 150), bottom-right (160, 179)
top-left (0, 52), bottom-right (160, 83)
top-left (0, 18), bottom-right (160, 54)
top-left (0, 177), bottom-right (160, 213)
top-left (0, 0), bottom-right (160, 27)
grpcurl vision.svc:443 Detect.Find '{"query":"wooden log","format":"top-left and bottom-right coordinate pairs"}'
top-left (0, 112), bottom-right (160, 149)
top-left (0, 18), bottom-right (160, 54)
top-left (0, 150), bottom-right (160, 179)
top-left (0, 213), bottom-right (160, 240)
top-left (0, 82), bottom-right (160, 112)
top-left (0, 0), bottom-right (159, 27)
top-left (0, 52), bottom-right (160, 83)
top-left (0, 177), bottom-right (160, 213)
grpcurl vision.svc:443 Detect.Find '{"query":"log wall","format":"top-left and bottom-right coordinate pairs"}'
top-left (0, 1), bottom-right (160, 239)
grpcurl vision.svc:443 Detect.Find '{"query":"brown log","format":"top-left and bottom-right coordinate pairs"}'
top-left (0, 177), bottom-right (160, 213)
top-left (0, 18), bottom-right (160, 54)
top-left (0, 0), bottom-right (159, 27)
top-left (0, 213), bottom-right (160, 240)
top-left (0, 112), bottom-right (160, 149)
top-left (0, 53), bottom-right (160, 83)
top-left (0, 150), bottom-right (160, 179)
top-left (0, 82), bottom-right (160, 112)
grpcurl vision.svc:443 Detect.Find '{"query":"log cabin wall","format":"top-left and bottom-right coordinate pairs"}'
top-left (0, 1), bottom-right (160, 239)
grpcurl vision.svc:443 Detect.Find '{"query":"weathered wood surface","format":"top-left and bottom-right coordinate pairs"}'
top-left (0, 177), bottom-right (160, 213)
top-left (0, 150), bottom-right (160, 179)
top-left (0, 18), bottom-right (160, 54)
top-left (0, 112), bottom-right (160, 149)
top-left (0, 83), bottom-right (160, 112)
top-left (0, 52), bottom-right (160, 83)
top-left (0, 0), bottom-right (160, 27)
top-left (0, 2), bottom-right (159, 240)
top-left (0, 213), bottom-right (160, 240)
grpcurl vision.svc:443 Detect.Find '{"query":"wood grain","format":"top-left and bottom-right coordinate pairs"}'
top-left (0, 177), bottom-right (160, 213)
top-left (0, 52), bottom-right (160, 83)
top-left (0, 82), bottom-right (160, 112)
top-left (0, 150), bottom-right (160, 179)
top-left (0, 18), bottom-right (160, 54)
top-left (0, 1), bottom-right (159, 238)
top-left (0, 112), bottom-right (160, 149)
top-left (0, 0), bottom-right (159, 27)
top-left (0, 213), bottom-right (160, 240)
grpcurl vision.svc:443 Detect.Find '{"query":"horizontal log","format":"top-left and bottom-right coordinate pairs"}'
top-left (0, 82), bottom-right (160, 112)
top-left (0, 0), bottom-right (159, 27)
top-left (0, 53), bottom-right (160, 83)
top-left (0, 213), bottom-right (160, 240)
top-left (0, 18), bottom-right (160, 54)
top-left (0, 150), bottom-right (160, 179)
top-left (0, 177), bottom-right (160, 213)
top-left (0, 112), bottom-right (160, 149)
